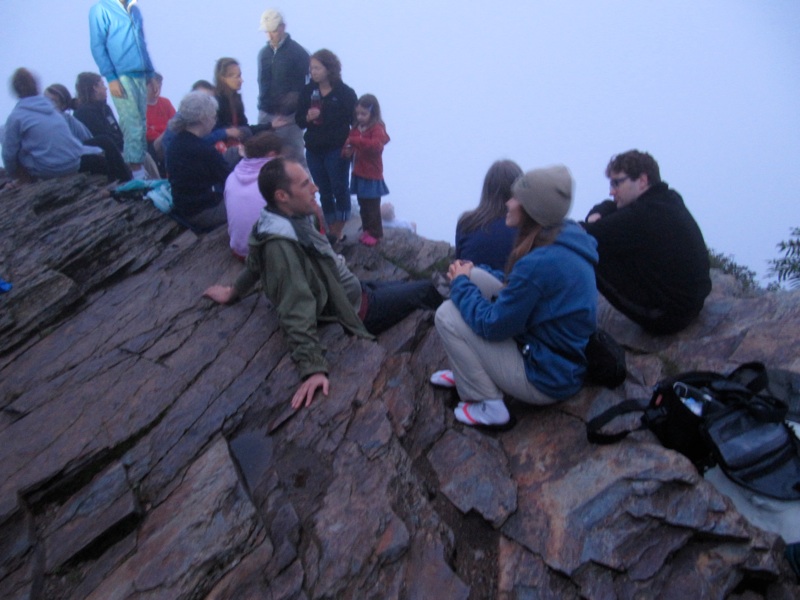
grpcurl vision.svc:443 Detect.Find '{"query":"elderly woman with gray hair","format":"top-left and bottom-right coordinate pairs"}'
top-left (166, 91), bottom-right (231, 231)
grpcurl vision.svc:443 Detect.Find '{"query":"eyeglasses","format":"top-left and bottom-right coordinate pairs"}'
top-left (609, 176), bottom-right (630, 189)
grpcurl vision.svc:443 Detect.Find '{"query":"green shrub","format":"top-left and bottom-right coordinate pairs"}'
top-left (708, 248), bottom-right (759, 292)
top-left (768, 227), bottom-right (800, 289)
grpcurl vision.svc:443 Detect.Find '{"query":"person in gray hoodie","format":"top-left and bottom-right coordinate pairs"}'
top-left (2, 68), bottom-right (90, 182)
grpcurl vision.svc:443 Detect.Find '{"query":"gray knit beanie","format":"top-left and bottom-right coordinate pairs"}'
top-left (512, 165), bottom-right (573, 227)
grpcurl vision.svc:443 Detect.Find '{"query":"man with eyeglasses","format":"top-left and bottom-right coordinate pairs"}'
top-left (583, 150), bottom-right (711, 334)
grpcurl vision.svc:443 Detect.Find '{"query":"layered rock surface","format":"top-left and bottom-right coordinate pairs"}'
top-left (1, 174), bottom-right (799, 599)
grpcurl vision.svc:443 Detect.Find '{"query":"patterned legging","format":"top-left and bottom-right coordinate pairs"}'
top-left (110, 75), bottom-right (148, 164)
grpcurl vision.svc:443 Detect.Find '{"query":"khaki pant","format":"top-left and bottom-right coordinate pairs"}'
top-left (434, 268), bottom-right (557, 405)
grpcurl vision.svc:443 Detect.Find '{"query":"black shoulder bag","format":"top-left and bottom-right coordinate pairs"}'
top-left (586, 362), bottom-right (800, 500)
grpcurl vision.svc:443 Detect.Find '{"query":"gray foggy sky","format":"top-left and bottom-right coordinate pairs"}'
top-left (2, 0), bottom-right (799, 281)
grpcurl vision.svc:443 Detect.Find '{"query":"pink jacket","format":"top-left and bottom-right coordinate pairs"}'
top-left (346, 122), bottom-right (389, 180)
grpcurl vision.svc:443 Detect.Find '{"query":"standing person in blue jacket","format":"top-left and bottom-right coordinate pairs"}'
top-left (432, 166), bottom-right (598, 429)
top-left (89, 0), bottom-right (155, 180)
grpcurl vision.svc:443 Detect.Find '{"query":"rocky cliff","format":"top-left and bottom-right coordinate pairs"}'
top-left (1, 174), bottom-right (799, 599)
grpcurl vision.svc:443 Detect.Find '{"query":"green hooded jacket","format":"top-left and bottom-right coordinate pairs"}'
top-left (234, 210), bottom-right (373, 379)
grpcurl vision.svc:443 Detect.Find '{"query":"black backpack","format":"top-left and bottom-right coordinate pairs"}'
top-left (534, 328), bottom-right (626, 389)
top-left (584, 328), bottom-right (627, 389)
top-left (586, 362), bottom-right (800, 500)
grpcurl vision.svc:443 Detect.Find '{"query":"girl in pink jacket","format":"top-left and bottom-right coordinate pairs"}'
top-left (342, 94), bottom-right (390, 246)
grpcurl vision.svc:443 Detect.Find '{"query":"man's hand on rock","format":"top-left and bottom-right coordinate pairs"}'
top-left (203, 285), bottom-right (237, 304)
top-left (292, 373), bottom-right (329, 410)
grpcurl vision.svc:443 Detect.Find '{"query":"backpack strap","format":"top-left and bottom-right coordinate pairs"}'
top-left (727, 361), bottom-right (769, 393)
top-left (586, 398), bottom-right (649, 444)
top-left (669, 366), bottom-right (786, 422)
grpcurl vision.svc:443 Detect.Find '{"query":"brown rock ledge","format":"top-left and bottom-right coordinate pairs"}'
top-left (1, 174), bottom-right (798, 599)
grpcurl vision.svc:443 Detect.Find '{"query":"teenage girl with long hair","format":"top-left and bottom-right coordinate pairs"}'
top-left (73, 72), bottom-right (124, 153)
top-left (455, 160), bottom-right (522, 270)
top-left (213, 57), bottom-right (247, 151)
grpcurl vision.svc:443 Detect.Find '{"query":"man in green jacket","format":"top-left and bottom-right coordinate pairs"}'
top-left (204, 158), bottom-right (442, 409)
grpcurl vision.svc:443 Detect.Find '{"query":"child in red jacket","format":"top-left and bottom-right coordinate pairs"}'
top-left (343, 94), bottom-right (390, 246)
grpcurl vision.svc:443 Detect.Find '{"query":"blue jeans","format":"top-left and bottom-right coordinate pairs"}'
top-left (306, 147), bottom-right (351, 224)
top-left (362, 280), bottom-right (443, 335)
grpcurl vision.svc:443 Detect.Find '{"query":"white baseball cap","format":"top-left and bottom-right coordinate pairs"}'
top-left (259, 9), bottom-right (284, 32)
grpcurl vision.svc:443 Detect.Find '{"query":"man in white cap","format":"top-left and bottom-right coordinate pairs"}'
top-left (257, 9), bottom-right (310, 125)
top-left (257, 9), bottom-right (310, 168)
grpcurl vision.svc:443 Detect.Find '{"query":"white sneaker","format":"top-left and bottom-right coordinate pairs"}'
top-left (430, 369), bottom-right (456, 388)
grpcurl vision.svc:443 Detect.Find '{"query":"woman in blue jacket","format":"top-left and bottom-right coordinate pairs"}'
top-left (432, 165), bottom-right (598, 428)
